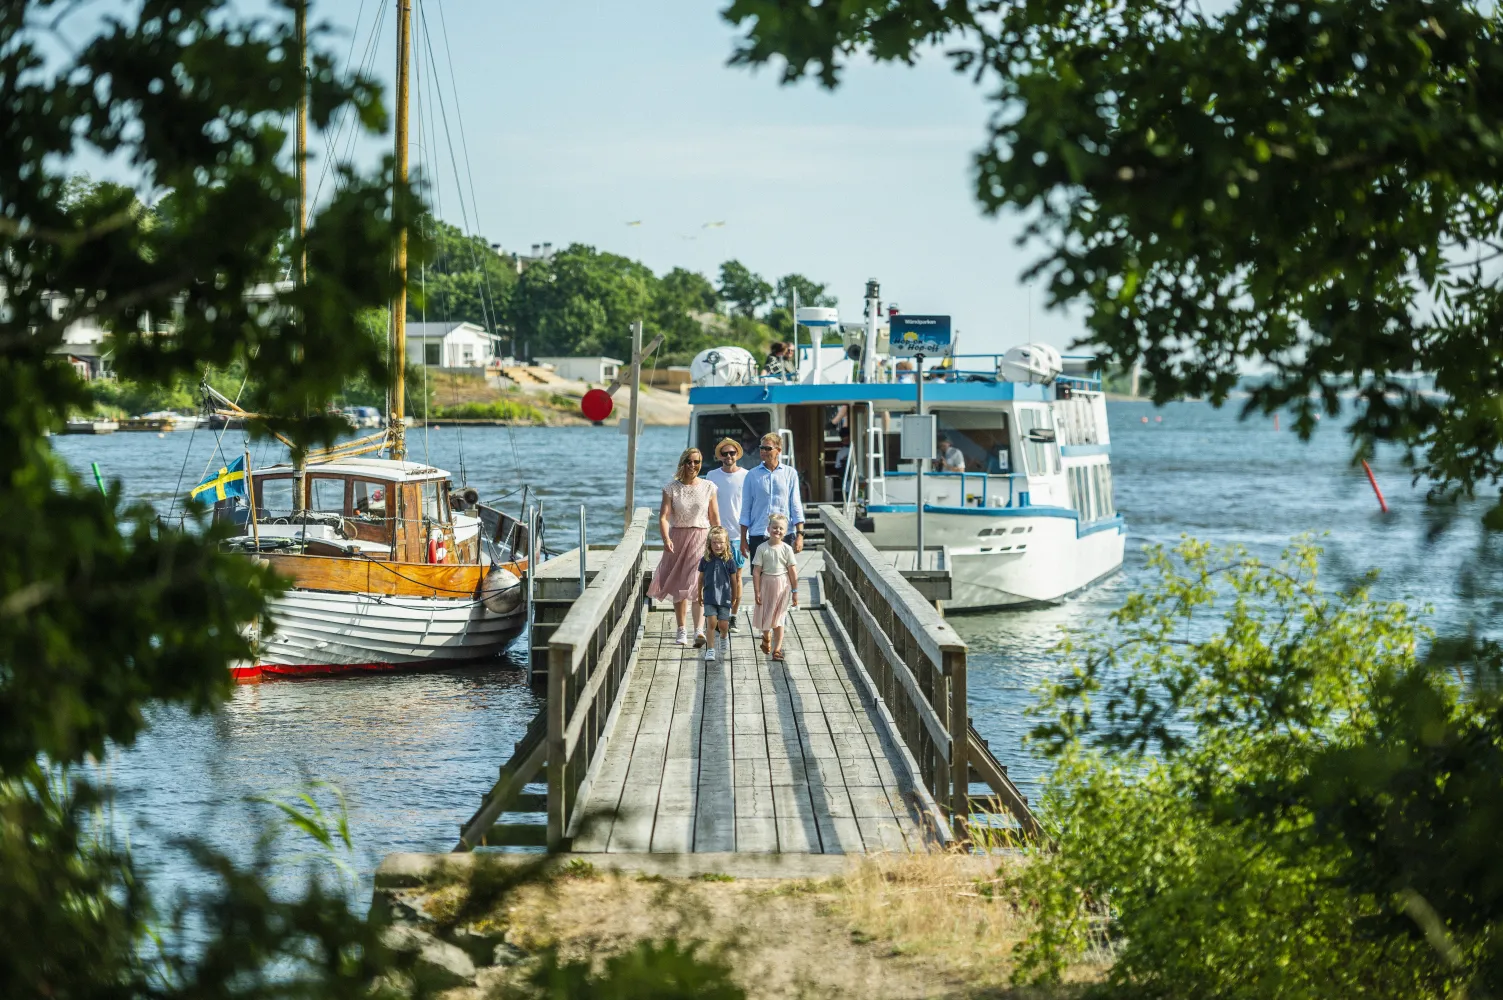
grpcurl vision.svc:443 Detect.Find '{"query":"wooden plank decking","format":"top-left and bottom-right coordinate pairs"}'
top-left (570, 594), bottom-right (930, 854)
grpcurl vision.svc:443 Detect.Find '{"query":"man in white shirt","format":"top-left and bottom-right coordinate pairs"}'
top-left (937, 435), bottom-right (966, 473)
top-left (705, 437), bottom-right (749, 631)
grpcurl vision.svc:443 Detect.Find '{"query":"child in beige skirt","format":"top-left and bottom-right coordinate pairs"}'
top-left (751, 513), bottom-right (799, 660)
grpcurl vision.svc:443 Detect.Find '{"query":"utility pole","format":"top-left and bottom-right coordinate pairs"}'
top-left (624, 320), bottom-right (643, 531)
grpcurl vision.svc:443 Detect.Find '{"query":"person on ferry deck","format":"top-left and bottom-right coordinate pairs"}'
top-left (937, 435), bottom-right (966, 473)
top-left (763, 342), bottom-right (796, 380)
top-left (740, 433), bottom-right (805, 563)
top-left (648, 447), bottom-right (720, 648)
top-left (705, 437), bottom-right (749, 632)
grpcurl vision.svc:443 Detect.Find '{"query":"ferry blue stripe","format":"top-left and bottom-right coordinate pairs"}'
top-left (1060, 444), bottom-right (1111, 457)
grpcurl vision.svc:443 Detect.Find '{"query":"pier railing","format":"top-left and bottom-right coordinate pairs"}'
top-left (546, 508), bottom-right (650, 850)
top-left (820, 506), bottom-right (1038, 838)
top-left (820, 507), bottom-right (969, 833)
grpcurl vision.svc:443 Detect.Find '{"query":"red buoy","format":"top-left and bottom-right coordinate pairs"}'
top-left (581, 388), bottom-right (613, 423)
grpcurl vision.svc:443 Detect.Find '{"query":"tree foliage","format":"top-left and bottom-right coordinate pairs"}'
top-left (724, 0), bottom-right (1503, 512)
top-left (501, 248), bottom-right (806, 365)
top-left (717, 259), bottom-right (773, 318)
top-left (0, 0), bottom-right (410, 994)
top-left (1015, 538), bottom-right (1503, 996)
top-left (409, 214), bottom-right (515, 337)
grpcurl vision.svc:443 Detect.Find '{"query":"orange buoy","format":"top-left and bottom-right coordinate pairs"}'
top-left (1361, 459), bottom-right (1389, 513)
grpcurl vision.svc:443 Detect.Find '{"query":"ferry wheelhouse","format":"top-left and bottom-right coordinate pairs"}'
top-left (686, 291), bottom-right (1125, 611)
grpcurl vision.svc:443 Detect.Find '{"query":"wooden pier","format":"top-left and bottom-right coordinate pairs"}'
top-left (457, 507), bottom-right (1036, 855)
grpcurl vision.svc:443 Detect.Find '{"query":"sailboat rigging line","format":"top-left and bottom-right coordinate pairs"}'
top-left (432, 0), bottom-right (507, 331)
top-left (414, 2), bottom-right (498, 337)
top-left (309, 0), bottom-right (380, 210)
top-left (409, 1), bottom-right (522, 486)
top-left (412, 2), bottom-right (472, 484)
top-left (182, 370), bottom-right (252, 513)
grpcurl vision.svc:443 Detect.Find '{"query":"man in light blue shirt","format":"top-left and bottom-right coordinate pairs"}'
top-left (739, 433), bottom-right (805, 560)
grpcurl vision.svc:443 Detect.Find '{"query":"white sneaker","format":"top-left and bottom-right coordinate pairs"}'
top-left (693, 631), bottom-right (707, 648)
top-left (704, 647), bottom-right (717, 662)
top-left (674, 626), bottom-right (688, 645)
top-left (729, 616), bottom-right (740, 633)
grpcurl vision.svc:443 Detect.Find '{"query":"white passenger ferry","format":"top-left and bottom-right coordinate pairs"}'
top-left (685, 284), bottom-right (1124, 611)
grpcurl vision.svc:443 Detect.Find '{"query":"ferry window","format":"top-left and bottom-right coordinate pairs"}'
top-left (696, 410), bottom-right (770, 470)
top-left (308, 476), bottom-right (347, 514)
top-left (352, 479), bottom-right (390, 520)
top-left (1017, 408), bottom-right (1060, 476)
top-left (932, 410), bottom-right (1012, 473)
top-left (257, 477), bottom-right (295, 516)
top-left (1096, 465), bottom-right (1116, 518)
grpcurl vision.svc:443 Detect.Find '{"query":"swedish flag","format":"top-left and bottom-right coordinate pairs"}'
top-left (192, 455), bottom-right (248, 502)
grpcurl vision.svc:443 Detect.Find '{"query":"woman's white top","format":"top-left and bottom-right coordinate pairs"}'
top-left (753, 541), bottom-right (796, 578)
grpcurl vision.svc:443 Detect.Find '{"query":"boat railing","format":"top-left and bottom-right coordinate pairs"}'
top-left (881, 470), bottom-right (1029, 508)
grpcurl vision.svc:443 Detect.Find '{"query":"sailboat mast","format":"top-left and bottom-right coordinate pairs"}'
top-left (295, 0), bottom-right (308, 285)
top-left (292, 0), bottom-right (309, 512)
top-left (389, 0), bottom-right (412, 462)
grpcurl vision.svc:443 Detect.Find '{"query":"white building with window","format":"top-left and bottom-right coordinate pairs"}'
top-left (407, 321), bottom-right (494, 369)
top-left (534, 356), bottom-right (624, 383)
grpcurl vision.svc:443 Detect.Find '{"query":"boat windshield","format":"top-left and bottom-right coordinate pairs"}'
top-left (932, 409), bottom-right (1013, 474)
top-left (257, 476), bottom-right (296, 518)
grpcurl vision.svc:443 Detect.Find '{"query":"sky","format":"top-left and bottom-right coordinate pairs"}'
top-left (56, 0), bottom-right (1086, 355)
top-left (302, 0), bottom-right (1088, 356)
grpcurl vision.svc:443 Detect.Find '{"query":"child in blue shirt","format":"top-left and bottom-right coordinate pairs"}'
top-left (697, 527), bottom-right (741, 662)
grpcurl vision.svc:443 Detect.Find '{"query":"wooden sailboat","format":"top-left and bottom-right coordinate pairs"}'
top-left (216, 0), bottom-right (528, 681)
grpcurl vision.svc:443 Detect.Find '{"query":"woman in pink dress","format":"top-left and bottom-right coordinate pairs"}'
top-left (648, 447), bottom-right (720, 646)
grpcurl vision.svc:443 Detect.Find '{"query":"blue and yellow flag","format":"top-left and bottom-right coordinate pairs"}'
top-left (191, 455), bottom-right (248, 502)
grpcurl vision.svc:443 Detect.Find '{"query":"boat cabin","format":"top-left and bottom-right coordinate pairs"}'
top-left (687, 355), bottom-right (1117, 528)
top-left (216, 457), bottom-right (482, 565)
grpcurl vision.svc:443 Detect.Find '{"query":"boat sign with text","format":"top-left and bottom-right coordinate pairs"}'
top-left (889, 314), bottom-right (952, 357)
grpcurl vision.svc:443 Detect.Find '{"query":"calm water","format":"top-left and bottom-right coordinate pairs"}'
top-left (48, 403), bottom-right (1500, 886)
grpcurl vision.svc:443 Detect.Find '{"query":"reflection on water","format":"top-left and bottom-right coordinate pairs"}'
top-left (48, 405), bottom-right (1499, 879)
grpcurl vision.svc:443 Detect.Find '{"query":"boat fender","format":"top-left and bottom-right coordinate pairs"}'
top-left (481, 565), bottom-right (523, 615)
top-left (428, 528), bottom-right (447, 564)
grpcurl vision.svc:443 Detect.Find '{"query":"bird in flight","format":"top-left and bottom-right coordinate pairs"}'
top-left (702, 221), bottom-right (726, 229)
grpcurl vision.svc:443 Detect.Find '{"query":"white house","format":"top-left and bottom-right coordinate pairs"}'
top-left (535, 355), bottom-right (624, 383)
top-left (407, 321), bottom-right (494, 369)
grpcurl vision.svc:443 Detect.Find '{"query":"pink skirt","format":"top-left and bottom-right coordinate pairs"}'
top-left (753, 572), bottom-right (792, 631)
top-left (649, 526), bottom-right (708, 603)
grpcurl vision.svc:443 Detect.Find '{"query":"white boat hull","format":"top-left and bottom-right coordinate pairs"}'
top-left (865, 509), bottom-right (1125, 610)
top-left (235, 587), bottom-right (525, 680)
